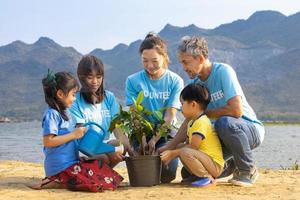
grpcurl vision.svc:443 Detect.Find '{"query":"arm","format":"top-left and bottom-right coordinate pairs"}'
top-left (163, 107), bottom-right (177, 126)
top-left (43, 127), bottom-right (86, 148)
top-left (206, 66), bottom-right (245, 119)
top-left (113, 127), bottom-right (134, 156)
top-left (147, 108), bottom-right (180, 154)
top-left (205, 96), bottom-right (243, 119)
top-left (156, 119), bottom-right (188, 154)
top-left (113, 127), bottom-right (126, 142)
top-left (149, 107), bottom-right (177, 144)
top-left (160, 135), bottom-right (203, 165)
top-left (160, 148), bottom-right (181, 165)
top-left (189, 134), bottom-right (203, 150)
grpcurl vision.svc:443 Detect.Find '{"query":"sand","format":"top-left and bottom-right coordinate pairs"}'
top-left (0, 160), bottom-right (299, 200)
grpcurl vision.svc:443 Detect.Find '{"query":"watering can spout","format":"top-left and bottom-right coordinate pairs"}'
top-left (78, 122), bottom-right (123, 157)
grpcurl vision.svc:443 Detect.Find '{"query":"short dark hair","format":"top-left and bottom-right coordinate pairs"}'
top-left (180, 83), bottom-right (211, 110)
top-left (77, 55), bottom-right (105, 104)
top-left (139, 32), bottom-right (170, 67)
top-left (42, 71), bottom-right (78, 120)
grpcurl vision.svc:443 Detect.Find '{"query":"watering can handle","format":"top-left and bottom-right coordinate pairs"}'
top-left (83, 122), bottom-right (106, 134)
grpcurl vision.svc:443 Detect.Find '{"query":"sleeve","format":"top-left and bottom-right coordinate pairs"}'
top-left (165, 76), bottom-right (184, 109)
top-left (68, 98), bottom-right (85, 125)
top-left (42, 110), bottom-right (60, 136)
top-left (107, 92), bottom-right (120, 118)
top-left (221, 66), bottom-right (244, 102)
top-left (125, 77), bottom-right (138, 106)
top-left (189, 119), bottom-right (207, 140)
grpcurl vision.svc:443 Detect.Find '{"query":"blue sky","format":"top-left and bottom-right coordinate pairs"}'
top-left (1, 0), bottom-right (299, 53)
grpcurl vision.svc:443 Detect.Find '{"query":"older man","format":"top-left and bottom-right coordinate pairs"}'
top-left (159, 36), bottom-right (265, 187)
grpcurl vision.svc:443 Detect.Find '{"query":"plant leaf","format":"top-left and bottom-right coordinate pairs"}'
top-left (143, 107), bottom-right (153, 115)
top-left (136, 91), bottom-right (144, 105)
top-left (153, 111), bottom-right (163, 120)
top-left (131, 97), bottom-right (137, 109)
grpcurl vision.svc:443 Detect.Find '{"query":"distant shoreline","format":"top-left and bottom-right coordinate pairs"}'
top-left (263, 121), bottom-right (300, 125)
top-left (1, 119), bottom-right (300, 126)
top-left (0, 117), bottom-right (300, 126)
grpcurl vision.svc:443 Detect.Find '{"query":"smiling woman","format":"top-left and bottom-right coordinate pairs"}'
top-left (125, 32), bottom-right (184, 183)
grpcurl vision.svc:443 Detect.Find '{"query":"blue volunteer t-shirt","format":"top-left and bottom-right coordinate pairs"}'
top-left (69, 90), bottom-right (119, 140)
top-left (42, 108), bottom-right (79, 177)
top-left (189, 63), bottom-right (265, 142)
top-left (125, 69), bottom-right (184, 123)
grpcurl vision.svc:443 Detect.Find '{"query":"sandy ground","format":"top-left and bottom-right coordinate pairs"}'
top-left (0, 160), bottom-right (299, 200)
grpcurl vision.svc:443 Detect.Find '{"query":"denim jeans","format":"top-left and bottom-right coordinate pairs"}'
top-left (132, 136), bottom-right (178, 183)
top-left (214, 116), bottom-right (261, 173)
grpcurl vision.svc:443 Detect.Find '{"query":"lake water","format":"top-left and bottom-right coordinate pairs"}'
top-left (0, 121), bottom-right (299, 169)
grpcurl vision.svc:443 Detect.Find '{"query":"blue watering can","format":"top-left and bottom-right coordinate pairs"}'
top-left (78, 122), bottom-right (117, 157)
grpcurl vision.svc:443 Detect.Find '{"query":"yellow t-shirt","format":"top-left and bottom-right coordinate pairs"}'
top-left (187, 115), bottom-right (224, 167)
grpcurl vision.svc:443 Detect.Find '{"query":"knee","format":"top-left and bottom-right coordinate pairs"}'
top-left (179, 147), bottom-right (191, 161)
top-left (214, 116), bottom-right (236, 139)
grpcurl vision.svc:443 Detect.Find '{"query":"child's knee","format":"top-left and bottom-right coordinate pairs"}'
top-left (179, 148), bottom-right (193, 162)
top-left (180, 147), bottom-right (192, 155)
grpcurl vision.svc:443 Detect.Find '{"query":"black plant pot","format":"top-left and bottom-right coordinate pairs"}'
top-left (125, 155), bottom-right (162, 187)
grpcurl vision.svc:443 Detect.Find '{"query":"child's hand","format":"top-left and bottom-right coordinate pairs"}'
top-left (160, 150), bottom-right (175, 165)
top-left (72, 127), bottom-right (87, 139)
top-left (107, 152), bottom-right (124, 166)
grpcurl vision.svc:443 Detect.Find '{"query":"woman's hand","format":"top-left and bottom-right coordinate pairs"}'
top-left (145, 134), bottom-right (161, 155)
top-left (146, 138), bottom-right (157, 155)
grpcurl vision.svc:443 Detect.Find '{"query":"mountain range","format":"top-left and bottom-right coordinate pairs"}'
top-left (0, 10), bottom-right (299, 121)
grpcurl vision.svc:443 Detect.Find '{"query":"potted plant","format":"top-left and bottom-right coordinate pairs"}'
top-left (109, 91), bottom-right (171, 186)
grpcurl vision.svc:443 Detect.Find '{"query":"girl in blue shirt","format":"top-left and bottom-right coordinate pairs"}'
top-left (70, 55), bottom-right (132, 167)
top-left (125, 33), bottom-right (184, 183)
top-left (31, 71), bottom-right (123, 192)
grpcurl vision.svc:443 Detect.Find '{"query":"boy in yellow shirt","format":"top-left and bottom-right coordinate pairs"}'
top-left (161, 83), bottom-right (224, 187)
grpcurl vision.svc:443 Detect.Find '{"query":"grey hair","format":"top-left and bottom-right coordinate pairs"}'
top-left (177, 36), bottom-right (209, 58)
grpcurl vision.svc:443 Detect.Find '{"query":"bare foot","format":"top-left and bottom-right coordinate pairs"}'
top-left (29, 178), bottom-right (64, 190)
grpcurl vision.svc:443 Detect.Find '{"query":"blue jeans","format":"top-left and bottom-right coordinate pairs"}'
top-left (132, 136), bottom-right (178, 183)
top-left (214, 116), bottom-right (261, 173)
